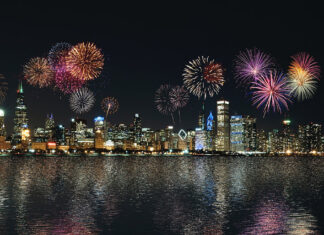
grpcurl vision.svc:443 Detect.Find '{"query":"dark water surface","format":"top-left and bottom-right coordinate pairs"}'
top-left (1, 156), bottom-right (324, 234)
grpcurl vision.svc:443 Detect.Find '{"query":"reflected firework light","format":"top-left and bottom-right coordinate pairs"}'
top-left (0, 74), bottom-right (8, 104)
top-left (69, 87), bottom-right (95, 114)
top-left (23, 57), bottom-right (54, 88)
top-left (66, 42), bottom-right (104, 80)
top-left (183, 56), bottom-right (225, 100)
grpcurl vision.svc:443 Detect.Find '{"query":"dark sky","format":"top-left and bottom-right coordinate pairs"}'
top-left (1, 1), bottom-right (324, 134)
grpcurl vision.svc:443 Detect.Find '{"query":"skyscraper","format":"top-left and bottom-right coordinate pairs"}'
top-left (45, 113), bottom-right (55, 141)
top-left (198, 103), bottom-right (205, 130)
top-left (216, 100), bottom-right (230, 151)
top-left (0, 109), bottom-right (5, 137)
top-left (133, 113), bottom-right (142, 144)
top-left (12, 81), bottom-right (28, 145)
top-left (230, 115), bottom-right (244, 152)
top-left (242, 115), bottom-right (257, 151)
top-left (206, 111), bottom-right (215, 150)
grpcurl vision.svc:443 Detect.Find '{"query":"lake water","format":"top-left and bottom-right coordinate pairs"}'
top-left (0, 156), bottom-right (324, 234)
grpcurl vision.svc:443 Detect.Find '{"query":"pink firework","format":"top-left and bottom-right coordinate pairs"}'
top-left (251, 71), bottom-right (291, 116)
top-left (290, 52), bottom-right (320, 80)
top-left (234, 48), bottom-right (273, 86)
top-left (54, 68), bottom-right (86, 94)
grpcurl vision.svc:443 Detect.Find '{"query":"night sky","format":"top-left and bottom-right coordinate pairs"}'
top-left (1, 1), bottom-right (324, 134)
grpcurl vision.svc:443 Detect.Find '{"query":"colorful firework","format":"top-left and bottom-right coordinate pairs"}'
top-left (234, 48), bottom-right (273, 86)
top-left (0, 74), bottom-right (8, 104)
top-left (289, 52), bottom-right (320, 80)
top-left (251, 71), bottom-right (291, 116)
top-left (48, 42), bottom-right (72, 70)
top-left (66, 42), bottom-right (104, 80)
top-left (23, 57), bottom-right (54, 88)
top-left (101, 97), bottom-right (119, 117)
top-left (183, 56), bottom-right (224, 99)
top-left (54, 68), bottom-right (86, 94)
top-left (288, 76), bottom-right (317, 100)
top-left (170, 86), bottom-right (189, 109)
top-left (69, 87), bottom-right (95, 114)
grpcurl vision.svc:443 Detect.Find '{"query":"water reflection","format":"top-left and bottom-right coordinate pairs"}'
top-left (0, 156), bottom-right (323, 234)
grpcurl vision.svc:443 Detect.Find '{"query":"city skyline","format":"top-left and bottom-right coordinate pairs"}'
top-left (1, 2), bottom-right (324, 133)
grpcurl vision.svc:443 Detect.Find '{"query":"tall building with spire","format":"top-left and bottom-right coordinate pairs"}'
top-left (198, 103), bottom-right (205, 130)
top-left (12, 81), bottom-right (28, 145)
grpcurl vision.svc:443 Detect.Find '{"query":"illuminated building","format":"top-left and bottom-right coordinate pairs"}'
top-left (53, 125), bottom-right (66, 145)
top-left (0, 109), bottom-right (6, 137)
top-left (280, 119), bottom-right (293, 152)
top-left (198, 103), bottom-right (205, 130)
top-left (242, 115), bottom-right (257, 151)
top-left (206, 111), bottom-right (216, 150)
top-left (142, 128), bottom-right (154, 150)
top-left (34, 128), bottom-right (46, 142)
top-left (256, 129), bottom-right (267, 152)
top-left (45, 113), bottom-right (55, 141)
top-left (298, 123), bottom-right (322, 153)
top-left (230, 115), bottom-right (244, 152)
top-left (216, 100), bottom-right (230, 151)
top-left (187, 130), bottom-right (195, 151)
top-left (94, 117), bottom-right (105, 149)
top-left (195, 128), bottom-right (206, 150)
top-left (268, 129), bottom-right (280, 153)
top-left (133, 113), bottom-right (142, 144)
top-left (12, 80), bottom-right (28, 145)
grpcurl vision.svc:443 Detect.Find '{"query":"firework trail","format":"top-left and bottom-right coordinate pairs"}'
top-left (101, 97), bottom-right (119, 118)
top-left (66, 42), bottom-right (104, 80)
top-left (155, 84), bottom-right (176, 123)
top-left (0, 74), bottom-right (8, 104)
top-left (70, 87), bottom-right (95, 114)
top-left (23, 57), bottom-right (54, 88)
top-left (183, 56), bottom-right (224, 100)
top-left (234, 48), bottom-right (273, 87)
top-left (251, 71), bottom-right (291, 116)
top-left (54, 68), bottom-right (86, 94)
top-left (170, 85), bottom-right (189, 122)
top-left (48, 42), bottom-right (72, 70)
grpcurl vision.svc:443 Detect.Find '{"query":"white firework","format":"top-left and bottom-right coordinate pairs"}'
top-left (69, 87), bottom-right (95, 114)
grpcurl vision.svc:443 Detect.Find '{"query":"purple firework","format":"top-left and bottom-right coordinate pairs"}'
top-left (170, 86), bottom-right (189, 109)
top-left (234, 48), bottom-right (273, 87)
top-left (251, 71), bottom-right (291, 116)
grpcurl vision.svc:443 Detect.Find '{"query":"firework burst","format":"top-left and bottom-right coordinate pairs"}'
top-left (251, 71), bottom-right (291, 116)
top-left (170, 86), bottom-right (189, 109)
top-left (101, 97), bottom-right (119, 117)
top-left (66, 42), bottom-right (104, 80)
top-left (287, 52), bottom-right (320, 101)
top-left (0, 74), bottom-right (8, 104)
top-left (234, 48), bottom-right (273, 86)
top-left (69, 87), bottom-right (95, 114)
top-left (23, 57), bottom-right (54, 88)
top-left (48, 42), bottom-right (72, 70)
top-left (289, 52), bottom-right (320, 80)
top-left (183, 56), bottom-right (225, 99)
top-left (54, 68), bottom-right (86, 94)
top-left (155, 84), bottom-right (176, 114)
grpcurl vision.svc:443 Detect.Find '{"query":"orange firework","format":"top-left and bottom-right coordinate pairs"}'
top-left (66, 42), bottom-right (104, 80)
top-left (23, 57), bottom-right (54, 88)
